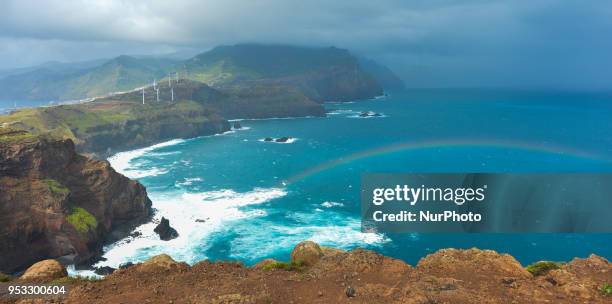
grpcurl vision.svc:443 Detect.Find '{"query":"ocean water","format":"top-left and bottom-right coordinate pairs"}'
top-left (95, 89), bottom-right (612, 270)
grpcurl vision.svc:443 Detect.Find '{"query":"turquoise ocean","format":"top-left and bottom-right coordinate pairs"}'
top-left (92, 89), bottom-right (612, 270)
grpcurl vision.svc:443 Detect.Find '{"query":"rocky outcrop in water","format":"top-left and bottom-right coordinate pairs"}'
top-left (153, 217), bottom-right (179, 241)
top-left (0, 133), bottom-right (152, 273)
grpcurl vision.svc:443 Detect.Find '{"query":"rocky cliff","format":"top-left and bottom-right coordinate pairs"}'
top-left (0, 131), bottom-right (152, 273)
top-left (6, 241), bottom-right (611, 304)
top-left (0, 95), bottom-right (231, 156)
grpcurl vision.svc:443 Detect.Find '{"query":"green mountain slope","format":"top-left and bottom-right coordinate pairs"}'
top-left (0, 44), bottom-right (402, 104)
top-left (0, 56), bottom-right (177, 102)
top-left (181, 44), bottom-right (384, 102)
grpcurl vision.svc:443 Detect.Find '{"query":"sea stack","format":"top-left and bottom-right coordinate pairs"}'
top-left (154, 217), bottom-right (179, 241)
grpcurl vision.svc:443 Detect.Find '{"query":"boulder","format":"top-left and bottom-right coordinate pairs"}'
top-left (416, 248), bottom-right (531, 279)
top-left (264, 137), bottom-right (274, 142)
top-left (291, 241), bottom-right (323, 266)
top-left (275, 137), bottom-right (290, 143)
top-left (346, 286), bottom-right (356, 297)
top-left (233, 121), bottom-right (242, 129)
top-left (154, 217), bottom-right (179, 241)
top-left (94, 266), bottom-right (116, 275)
top-left (140, 254), bottom-right (183, 271)
top-left (20, 259), bottom-right (67, 281)
top-left (118, 262), bottom-right (134, 270)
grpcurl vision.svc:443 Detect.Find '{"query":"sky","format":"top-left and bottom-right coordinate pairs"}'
top-left (1, 0), bottom-right (612, 88)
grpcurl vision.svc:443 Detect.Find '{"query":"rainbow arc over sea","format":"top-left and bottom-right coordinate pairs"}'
top-left (284, 138), bottom-right (611, 184)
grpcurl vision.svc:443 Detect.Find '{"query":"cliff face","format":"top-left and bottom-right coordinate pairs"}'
top-left (75, 102), bottom-right (231, 156)
top-left (0, 96), bottom-right (231, 156)
top-left (0, 134), bottom-right (152, 273)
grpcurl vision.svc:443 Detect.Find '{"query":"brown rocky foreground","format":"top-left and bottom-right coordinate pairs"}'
top-left (2, 241), bottom-right (611, 304)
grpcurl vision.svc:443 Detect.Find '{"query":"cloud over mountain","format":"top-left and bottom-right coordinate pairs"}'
top-left (1, 0), bottom-right (612, 88)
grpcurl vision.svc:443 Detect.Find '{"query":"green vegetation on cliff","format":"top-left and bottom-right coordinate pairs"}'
top-left (66, 207), bottom-right (98, 236)
top-left (0, 77), bottom-right (324, 153)
top-left (526, 261), bottom-right (563, 276)
top-left (262, 260), bottom-right (306, 272)
top-left (601, 283), bottom-right (612, 296)
top-left (42, 179), bottom-right (70, 195)
top-left (0, 128), bottom-right (35, 142)
top-left (0, 87), bottom-right (229, 154)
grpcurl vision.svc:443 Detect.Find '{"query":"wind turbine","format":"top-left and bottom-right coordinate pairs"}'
top-left (156, 88), bottom-right (160, 102)
top-left (171, 87), bottom-right (174, 102)
top-left (142, 88), bottom-right (145, 105)
top-left (153, 78), bottom-right (157, 90)
top-left (175, 72), bottom-right (179, 83)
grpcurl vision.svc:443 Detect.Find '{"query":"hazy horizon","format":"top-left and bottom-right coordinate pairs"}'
top-left (2, 1), bottom-right (612, 89)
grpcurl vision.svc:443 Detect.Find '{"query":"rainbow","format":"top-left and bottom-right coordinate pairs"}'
top-left (283, 138), bottom-right (611, 184)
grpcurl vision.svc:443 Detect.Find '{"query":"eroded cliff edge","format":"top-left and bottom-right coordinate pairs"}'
top-left (0, 131), bottom-right (152, 273)
top-left (5, 241), bottom-right (611, 304)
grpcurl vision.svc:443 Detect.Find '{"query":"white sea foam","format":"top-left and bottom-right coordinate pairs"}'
top-left (108, 139), bottom-right (186, 178)
top-left (372, 93), bottom-right (388, 100)
top-left (232, 126), bottom-right (252, 131)
top-left (93, 187), bottom-right (287, 268)
top-left (67, 265), bottom-right (101, 279)
top-left (175, 177), bottom-right (204, 187)
top-left (349, 112), bottom-right (387, 119)
top-left (258, 137), bottom-right (298, 144)
top-left (148, 151), bottom-right (182, 157)
top-left (327, 109), bottom-right (359, 116)
top-left (321, 201), bottom-right (344, 208)
top-left (228, 212), bottom-right (388, 260)
top-left (229, 116), bottom-right (318, 121)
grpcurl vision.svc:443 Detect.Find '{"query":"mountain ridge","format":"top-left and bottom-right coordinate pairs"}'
top-left (0, 44), bottom-right (401, 104)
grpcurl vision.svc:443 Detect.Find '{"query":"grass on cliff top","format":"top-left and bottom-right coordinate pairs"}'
top-left (66, 206), bottom-right (97, 236)
top-left (42, 179), bottom-right (70, 195)
top-left (0, 98), bottom-right (212, 145)
top-left (601, 283), bottom-right (612, 296)
top-left (262, 260), bottom-right (306, 272)
top-left (0, 272), bottom-right (11, 282)
top-left (0, 128), bottom-right (36, 142)
top-left (525, 261), bottom-right (564, 276)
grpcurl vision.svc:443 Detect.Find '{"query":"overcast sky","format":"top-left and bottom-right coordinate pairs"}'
top-left (1, 0), bottom-right (612, 88)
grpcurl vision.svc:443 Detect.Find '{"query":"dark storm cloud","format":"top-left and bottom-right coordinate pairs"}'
top-left (1, 0), bottom-right (611, 88)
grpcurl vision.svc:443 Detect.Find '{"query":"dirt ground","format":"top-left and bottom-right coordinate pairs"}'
top-left (3, 245), bottom-right (611, 304)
